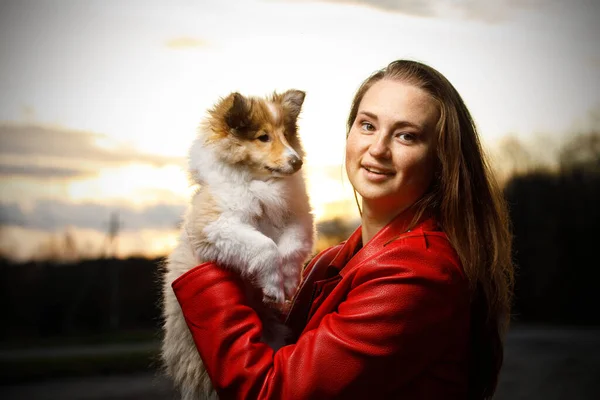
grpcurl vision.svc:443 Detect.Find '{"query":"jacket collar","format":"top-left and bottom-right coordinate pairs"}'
top-left (330, 208), bottom-right (438, 277)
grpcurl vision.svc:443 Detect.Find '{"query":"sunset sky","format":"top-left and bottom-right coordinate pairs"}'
top-left (1, 0), bottom-right (599, 261)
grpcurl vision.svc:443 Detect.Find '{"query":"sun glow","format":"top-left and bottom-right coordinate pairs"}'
top-left (305, 166), bottom-right (357, 221)
top-left (66, 164), bottom-right (193, 207)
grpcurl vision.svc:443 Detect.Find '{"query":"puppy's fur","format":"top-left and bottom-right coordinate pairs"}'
top-left (161, 90), bottom-right (315, 399)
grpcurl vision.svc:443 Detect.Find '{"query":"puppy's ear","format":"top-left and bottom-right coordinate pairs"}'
top-left (280, 90), bottom-right (305, 121)
top-left (224, 92), bottom-right (253, 136)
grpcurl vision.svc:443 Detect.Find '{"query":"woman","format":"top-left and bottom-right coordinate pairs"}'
top-left (171, 60), bottom-right (514, 399)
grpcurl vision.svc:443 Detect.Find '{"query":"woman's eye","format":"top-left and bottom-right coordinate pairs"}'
top-left (396, 132), bottom-right (416, 142)
top-left (257, 134), bottom-right (271, 142)
top-left (361, 122), bottom-right (375, 131)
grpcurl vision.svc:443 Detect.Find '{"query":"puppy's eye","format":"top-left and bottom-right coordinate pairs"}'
top-left (257, 134), bottom-right (271, 142)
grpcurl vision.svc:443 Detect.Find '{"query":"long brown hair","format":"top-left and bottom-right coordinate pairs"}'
top-left (347, 60), bottom-right (515, 399)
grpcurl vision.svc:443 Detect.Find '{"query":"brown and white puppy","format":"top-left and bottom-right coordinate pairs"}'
top-left (161, 90), bottom-right (315, 399)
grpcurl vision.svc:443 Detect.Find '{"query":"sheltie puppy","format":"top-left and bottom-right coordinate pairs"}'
top-left (161, 89), bottom-right (315, 400)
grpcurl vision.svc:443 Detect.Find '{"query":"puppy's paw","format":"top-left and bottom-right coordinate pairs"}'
top-left (248, 244), bottom-right (281, 276)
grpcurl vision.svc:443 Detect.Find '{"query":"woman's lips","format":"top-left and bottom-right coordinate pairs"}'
top-left (361, 165), bottom-right (395, 181)
top-left (362, 164), bottom-right (394, 175)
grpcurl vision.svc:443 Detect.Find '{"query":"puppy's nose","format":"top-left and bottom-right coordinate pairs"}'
top-left (289, 155), bottom-right (303, 172)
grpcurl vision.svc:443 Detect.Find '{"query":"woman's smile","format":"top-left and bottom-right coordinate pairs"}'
top-left (361, 163), bottom-right (396, 181)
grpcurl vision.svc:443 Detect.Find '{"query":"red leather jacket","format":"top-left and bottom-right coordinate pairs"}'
top-left (173, 211), bottom-right (471, 399)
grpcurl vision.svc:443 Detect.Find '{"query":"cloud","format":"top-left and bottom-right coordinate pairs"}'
top-left (0, 203), bottom-right (27, 226)
top-left (452, 0), bottom-right (544, 22)
top-left (340, 0), bottom-right (434, 16)
top-left (0, 163), bottom-right (94, 179)
top-left (286, 0), bottom-right (435, 16)
top-left (278, 0), bottom-right (547, 21)
top-left (0, 123), bottom-right (183, 168)
top-left (165, 37), bottom-right (210, 49)
top-left (0, 199), bottom-right (186, 232)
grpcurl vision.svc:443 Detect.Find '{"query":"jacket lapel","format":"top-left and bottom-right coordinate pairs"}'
top-left (286, 208), bottom-right (438, 340)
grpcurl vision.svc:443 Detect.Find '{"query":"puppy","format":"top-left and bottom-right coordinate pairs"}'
top-left (161, 89), bottom-right (315, 399)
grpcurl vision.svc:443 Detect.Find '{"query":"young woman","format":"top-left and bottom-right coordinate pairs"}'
top-left (171, 60), bottom-right (514, 399)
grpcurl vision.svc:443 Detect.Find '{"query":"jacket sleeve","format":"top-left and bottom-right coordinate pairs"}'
top-left (172, 254), bottom-right (466, 399)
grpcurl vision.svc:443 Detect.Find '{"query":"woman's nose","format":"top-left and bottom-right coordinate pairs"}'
top-left (368, 131), bottom-right (391, 159)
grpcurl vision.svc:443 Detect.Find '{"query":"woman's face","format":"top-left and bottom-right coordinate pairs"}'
top-left (345, 79), bottom-right (439, 215)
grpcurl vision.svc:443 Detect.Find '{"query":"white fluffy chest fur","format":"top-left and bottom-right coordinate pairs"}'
top-left (185, 136), bottom-right (314, 301)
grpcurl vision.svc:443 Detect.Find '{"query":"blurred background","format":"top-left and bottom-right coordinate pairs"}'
top-left (0, 0), bottom-right (599, 399)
